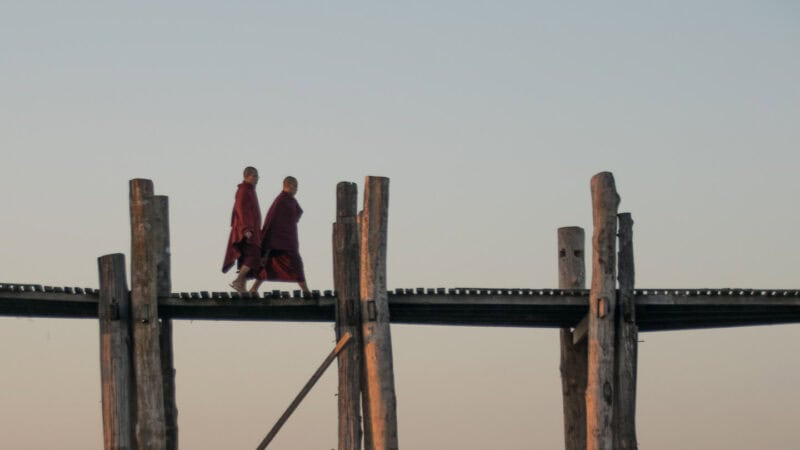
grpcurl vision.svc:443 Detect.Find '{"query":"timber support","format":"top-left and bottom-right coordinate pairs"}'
top-left (360, 176), bottom-right (399, 450)
top-left (98, 253), bottom-right (134, 450)
top-left (586, 172), bottom-right (620, 450)
top-left (129, 179), bottom-right (168, 449)
top-left (614, 212), bottom-right (638, 449)
top-left (334, 181), bottom-right (363, 450)
top-left (558, 227), bottom-right (587, 450)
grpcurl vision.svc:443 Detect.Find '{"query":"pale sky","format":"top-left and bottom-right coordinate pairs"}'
top-left (1, 2), bottom-right (799, 449)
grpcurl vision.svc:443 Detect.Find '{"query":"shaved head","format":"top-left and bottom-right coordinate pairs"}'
top-left (283, 176), bottom-right (298, 195)
top-left (243, 166), bottom-right (258, 177)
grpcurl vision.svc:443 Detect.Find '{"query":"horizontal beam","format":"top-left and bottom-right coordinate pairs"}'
top-left (2, 285), bottom-right (800, 331)
top-left (573, 314), bottom-right (590, 344)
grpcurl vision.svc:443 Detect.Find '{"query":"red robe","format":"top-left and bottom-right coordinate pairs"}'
top-left (258, 191), bottom-right (305, 282)
top-left (222, 182), bottom-right (262, 273)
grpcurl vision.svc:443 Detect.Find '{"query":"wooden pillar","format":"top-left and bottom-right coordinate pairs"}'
top-left (334, 181), bottom-right (363, 450)
top-left (98, 253), bottom-right (134, 450)
top-left (358, 210), bottom-right (374, 450)
top-left (586, 172), bottom-right (620, 450)
top-left (153, 195), bottom-right (178, 450)
top-left (557, 227), bottom-right (587, 450)
top-left (129, 179), bottom-right (167, 449)
top-left (614, 213), bottom-right (638, 449)
top-left (360, 176), bottom-right (399, 450)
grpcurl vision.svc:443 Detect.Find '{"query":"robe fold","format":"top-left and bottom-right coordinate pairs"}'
top-left (258, 191), bottom-right (306, 282)
top-left (222, 182), bottom-right (262, 274)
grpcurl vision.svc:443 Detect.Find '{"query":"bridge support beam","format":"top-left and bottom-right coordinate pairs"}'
top-left (586, 172), bottom-right (620, 450)
top-left (360, 176), bottom-right (399, 450)
top-left (334, 181), bottom-right (363, 450)
top-left (614, 213), bottom-right (638, 449)
top-left (558, 227), bottom-right (587, 450)
top-left (129, 179), bottom-right (167, 449)
top-left (98, 253), bottom-right (134, 450)
top-left (153, 194), bottom-right (178, 450)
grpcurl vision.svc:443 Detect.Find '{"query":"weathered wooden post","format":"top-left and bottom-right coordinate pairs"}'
top-left (614, 213), bottom-right (638, 449)
top-left (557, 227), bottom-right (587, 450)
top-left (129, 179), bottom-right (167, 449)
top-left (98, 253), bottom-right (134, 450)
top-left (586, 172), bottom-right (620, 450)
top-left (333, 181), bottom-right (363, 450)
top-left (360, 176), bottom-right (399, 450)
top-left (358, 210), bottom-right (374, 450)
top-left (153, 195), bottom-right (178, 450)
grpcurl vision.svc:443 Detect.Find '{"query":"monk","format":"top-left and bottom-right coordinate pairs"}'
top-left (251, 176), bottom-right (310, 295)
top-left (222, 166), bottom-right (263, 293)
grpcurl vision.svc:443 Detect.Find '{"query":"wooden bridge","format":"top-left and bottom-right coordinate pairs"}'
top-left (3, 284), bottom-right (800, 331)
top-left (2, 172), bottom-right (799, 450)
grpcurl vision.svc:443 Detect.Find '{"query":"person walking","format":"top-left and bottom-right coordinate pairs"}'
top-left (251, 176), bottom-right (310, 295)
top-left (222, 166), bottom-right (263, 292)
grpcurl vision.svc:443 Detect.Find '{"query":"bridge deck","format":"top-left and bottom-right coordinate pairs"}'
top-left (2, 284), bottom-right (800, 331)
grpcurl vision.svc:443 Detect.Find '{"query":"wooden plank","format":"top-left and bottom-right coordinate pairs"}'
top-left (558, 227), bottom-right (587, 450)
top-left (129, 178), bottom-right (167, 449)
top-left (614, 212), bottom-right (638, 449)
top-left (360, 176), bottom-right (399, 450)
top-left (257, 332), bottom-right (353, 450)
top-left (586, 172), bottom-right (620, 450)
top-left (333, 181), bottom-right (363, 450)
top-left (98, 253), bottom-right (134, 450)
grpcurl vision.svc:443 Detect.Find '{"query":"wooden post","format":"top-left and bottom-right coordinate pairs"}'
top-left (334, 182), bottom-right (363, 450)
top-left (358, 210), bottom-right (374, 450)
top-left (129, 179), bottom-right (167, 449)
top-left (360, 176), bottom-right (399, 450)
top-left (153, 195), bottom-right (178, 450)
top-left (586, 172), bottom-right (620, 450)
top-left (614, 213), bottom-right (638, 449)
top-left (159, 320), bottom-right (177, 450)
top-left (98, 253), bottom-right (134, 450)
top-left (557, 227), bottom-right (587, 450)
top-left (152, 195), bottom-right (171, 298)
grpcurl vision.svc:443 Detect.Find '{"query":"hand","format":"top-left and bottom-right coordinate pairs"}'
top-left (244, 230), bottom-right (253, 239)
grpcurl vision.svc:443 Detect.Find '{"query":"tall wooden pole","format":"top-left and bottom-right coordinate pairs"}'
top-left (557, 227), bottom-right (587, 450)
top-left (586, 172), bottom-right (620, 450)
top-left (153, 195), bottom-right (178, 450)
top-left (334, 182), bottom-right (363, 450)
top-left (159, 320), bottom-right (177, 450)
top-left (129, 179), bottom-right (167, 449)
top-left (98, 253), bottom-right (134, 450)
top-left (614, 213), bottom-right (638, 449)
top-left (360, 176), bottom-right (399, 450)
top-left (358, 210), bottom-right (374, 450)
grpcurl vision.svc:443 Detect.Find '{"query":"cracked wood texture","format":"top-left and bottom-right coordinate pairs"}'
top-left (334, 181), bottom-right (363, 450)
top-left (98, 253), bottom-right (134, 450)
top-left (130, 179), bottom-right (166, 449)
top-left (153, 195), bottom-right (178, 450)
top-left (360, 176), bottom-right (398, 450)
top-left (558, 227), bottom-right (587, 450)
top-left (614, 212), bottom-right (638, 450)
top-left (586, 172), bottom-right (620, 450)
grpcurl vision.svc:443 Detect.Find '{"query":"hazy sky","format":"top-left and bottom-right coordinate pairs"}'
top-left (1, 2), bottom-right (799, 449)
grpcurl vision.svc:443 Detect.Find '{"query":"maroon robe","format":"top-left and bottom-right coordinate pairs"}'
top-left (258, 191), bottom-right (306, 282)
top-left (222, 182), bottom-right (262, 274)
